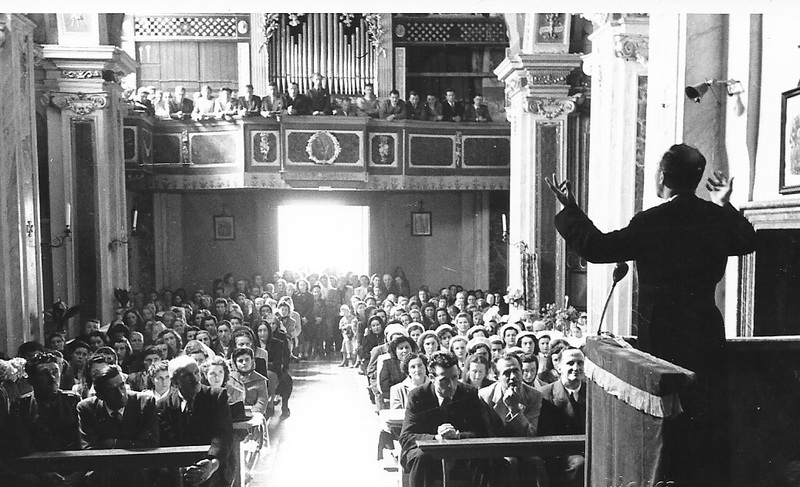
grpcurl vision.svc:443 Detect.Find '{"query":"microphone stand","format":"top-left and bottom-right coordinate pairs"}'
top-left (596, 262), bottom-right (629, 335)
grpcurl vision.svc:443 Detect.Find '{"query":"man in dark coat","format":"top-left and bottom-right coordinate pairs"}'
top-left (157, 356), bottom-right (234, 487)
top-left (547, 143), bottom-right (757, 487)
top-left (538, 348), bottom-right (586, 487)
top-left (399, 351), bottom-right (488, 487)
top-left (282, 82), bottom-right (312, 116)
top-left (236, 84), bottom-right (262, 117)
top-left (4, 351), bottom-right (83, 486)
top-left (464, 94), bottom-right (492, 122)
top-left (78, 364), bottom-right (159, 486)
top-left (441, 88), bottom-right (464, 122)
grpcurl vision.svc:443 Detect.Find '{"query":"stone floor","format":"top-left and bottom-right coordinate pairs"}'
top-left (249, 357), bottom-right (399, 487)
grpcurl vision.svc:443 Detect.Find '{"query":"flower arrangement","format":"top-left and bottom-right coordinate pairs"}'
top-left (504, 287), bottom-right (525, 308)
top-left (259, 13), bottom-right (281, 52)
top-left (363, 13), bottom-right (386, 57)
top-left (0, 357), bottom-right (27, 383)
top-left (540, 299), bottom-right (581, 333)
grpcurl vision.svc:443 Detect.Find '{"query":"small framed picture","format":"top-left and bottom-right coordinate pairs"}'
top-left (411, 212), bottom-right (432, 237)
top-left (780, 86), bottom-right (800, 194)
top-left (214, 215), bottom-right (235, 240)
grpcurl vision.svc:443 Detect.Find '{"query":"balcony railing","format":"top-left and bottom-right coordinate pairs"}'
top-left (124, 114), bottom-right (510, 191)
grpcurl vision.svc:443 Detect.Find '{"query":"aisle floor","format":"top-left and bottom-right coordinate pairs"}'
top-left (249, 358), bottom-right (399, 487)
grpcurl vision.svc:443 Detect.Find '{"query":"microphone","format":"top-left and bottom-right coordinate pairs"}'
top-left (596, 262), bottom-right (630, 335)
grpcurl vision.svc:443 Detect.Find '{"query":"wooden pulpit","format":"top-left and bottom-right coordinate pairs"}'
top-left (584, 336), bottom-right (695, 487)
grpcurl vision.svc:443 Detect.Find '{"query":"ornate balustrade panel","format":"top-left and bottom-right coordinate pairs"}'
top-left (124, 114), bottom-right (509, 191)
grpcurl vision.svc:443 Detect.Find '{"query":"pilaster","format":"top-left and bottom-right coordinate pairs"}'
top-left (496, 49), bottom-right (582, 311)
top-left (582, 13), bottom-right (649, 335)
top-left (39, 44), bottom-right (136, 329)
top-left (0, 14), bottom-right (44, 353)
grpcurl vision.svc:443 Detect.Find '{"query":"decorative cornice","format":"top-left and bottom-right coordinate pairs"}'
top-left (525, 96), bottom-right (578, 119)
top-left (614, 34), bottom-right (649, 65)
top-left (527, 71), bottom-right (568, 86)
top-left (50, 91), bottom-right (109, 116)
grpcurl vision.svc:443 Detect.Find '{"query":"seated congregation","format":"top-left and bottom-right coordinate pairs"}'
top-left (0, 268), bottom-right (587, 487)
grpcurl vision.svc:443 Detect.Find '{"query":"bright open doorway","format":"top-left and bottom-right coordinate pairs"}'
top-left (277, 204), bottom-right (370, 276)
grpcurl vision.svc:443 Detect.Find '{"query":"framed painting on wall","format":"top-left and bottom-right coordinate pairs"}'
top-left (214, 215), bottom-right (235, 240)
top-left (411, 212), bottom-right (432, 236)
top-left (780, 86), bottom-right (800, 194)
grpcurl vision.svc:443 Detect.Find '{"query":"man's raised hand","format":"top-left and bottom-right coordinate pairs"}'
top-left (545, 174), bottom-right (577, 208)
top-left (706, 171), bottom-right (734, 207)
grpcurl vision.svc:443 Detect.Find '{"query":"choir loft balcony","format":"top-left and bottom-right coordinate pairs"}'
top-left (123, 114), bottom-right (510, 191)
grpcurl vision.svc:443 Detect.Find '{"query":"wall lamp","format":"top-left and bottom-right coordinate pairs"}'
top-left (685, 79), bottom-right (745, 103)
top-left (108, 209), bottom-right (139, 252)
top-left (46, 204), bottom-right (72, 248)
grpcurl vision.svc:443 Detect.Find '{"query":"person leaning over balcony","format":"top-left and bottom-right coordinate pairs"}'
top-left (380, 89), bottom-right (407, 121)
top-left (308, 72), bottom-right (332, 115)
top-left (441, 88), bottom-right (465, 122)
top-left (333, 96), bottom-right (358, 116)
top-left (464, 94), bottom-right (492, 122)
top-left (405, 91), bottom-right (430, 121)
top-left (170, 85), bottom-right (194, 119)
top-left (192, 85), bottom-right (216, 120)
top-left (214, 88), bottom-right (238, 121)
top-left (281, 82), bottom-right (312, 116)
top-left (356, 83), bottom-right (381, 118)
top-left (237, 84), bottom-right (262, 117)
top-left (425, 93), bottom-right (444, 121)
top-left (260, 82), bottom-right (283, 116)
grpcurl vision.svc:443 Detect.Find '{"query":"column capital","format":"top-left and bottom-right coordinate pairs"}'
top-left (614, 34), bottom-right (649, 65)
top-left (49, 91), bottom-right (109, 116)
top-left (495, 52), bottom-right (583, 100)
top-left (41, 45), bottom-right (136, 87)
top-left (524, 95), bottom-right (579, 119)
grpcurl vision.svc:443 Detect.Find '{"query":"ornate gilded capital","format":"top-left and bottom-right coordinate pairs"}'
top-left (525, 96), bottom-right (578, 119)
top-left (614, 34), bottom-right (649, 65)
top-left (50, 91), bottom-right (108, 116)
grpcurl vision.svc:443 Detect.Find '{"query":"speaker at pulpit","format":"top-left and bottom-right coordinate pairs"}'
top-left (584, 336), bottom-right (695, 487)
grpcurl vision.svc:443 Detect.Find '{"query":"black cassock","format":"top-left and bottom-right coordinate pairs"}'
top-left (554, 193), bottom-right (756, 487)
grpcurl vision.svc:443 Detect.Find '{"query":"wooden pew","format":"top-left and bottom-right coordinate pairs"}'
top-left (415, 434), bottom-right (586, 486)
top-left (2, 445), bottom-right (210, 473)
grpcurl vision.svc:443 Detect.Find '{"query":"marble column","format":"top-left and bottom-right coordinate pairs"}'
top-left (581, 14), bottom-right (649, 335)
top-left (39, 43), bottom-right (136, 330)
top-left (0, 14), bottom-right (45, 353)
top-left (495, 50), bottom-right (582, 312)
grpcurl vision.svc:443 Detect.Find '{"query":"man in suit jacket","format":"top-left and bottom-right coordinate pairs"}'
top-left (157, 356), bottom-right (234, 487)
top-left (260, 83), bottom-right (283, 116)
top-left (307, 73), bottom-right (332, 115)
top-left (479, 353), bottom-right (545, 486)
top-left (464, 94), bottom-right (492, 122)
top-left (281, 82), bottom-right (312, 116)
top-left (379, 90), bottom-right (407, 121)
top-left (399, 351), bottom-right (488, 487)
top-left (169, 86), bottom-right (194, 119)
top-left (538, 347), bottom-right (586, 487)
top-left (547, 144), bottom-right (756, 486)
top-left (237, 84), bottom-right (261, 117)
top-left (405, 91), bottom-right (430, 121)
top-left (78, 365), bottom-right (159, 486)
top-left (441, 88), bottom-right (464, 122)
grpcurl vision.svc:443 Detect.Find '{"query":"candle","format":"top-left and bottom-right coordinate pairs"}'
top-left (133, 209), bottom-right (138, 229)
top-left (502, 214), bottom-right (507, 234)
top-left (66, 204), bottom-right (71, 228)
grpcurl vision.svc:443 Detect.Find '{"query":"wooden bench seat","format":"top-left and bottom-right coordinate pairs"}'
top-left (2, 445), bottom-right (210, 474)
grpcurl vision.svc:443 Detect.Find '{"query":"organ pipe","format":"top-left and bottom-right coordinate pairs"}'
top-left (266, 13), bottom-right (375, 96)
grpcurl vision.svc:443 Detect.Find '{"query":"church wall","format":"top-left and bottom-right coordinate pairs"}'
top-left (751, 14), bottom-right (800, 203)
top-left (168, 190), bottom-right (491, 295)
